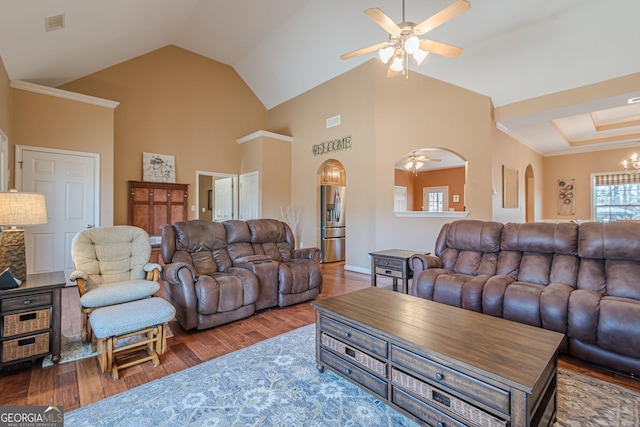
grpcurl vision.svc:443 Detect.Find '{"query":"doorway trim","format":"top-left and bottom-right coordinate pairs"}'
top-left (195, 170), bottom-right (238, 220)
top-left (0, 128), bottom-right (8, 191)
top-left (15, 145), bottom-right (101, 228)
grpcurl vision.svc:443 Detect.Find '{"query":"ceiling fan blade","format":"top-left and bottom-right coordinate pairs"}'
top-left (424, 158), bottom-right (442, 162)
top-left (419, 39), bottom-right (463, 58)
top-left (341, 42), bottom-right (388, 60)
top-left (386, 66), bottom-right (400, 79)
top-left (365, 8), bottom-right (401, 35)
top-left (414, 0), bottom-right (470, 35)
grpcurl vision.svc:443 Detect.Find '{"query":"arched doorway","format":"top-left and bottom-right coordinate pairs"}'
top-left (317, 160), bottom-right (346, 263)
top-left (525, 165), bottom-right (535, 222)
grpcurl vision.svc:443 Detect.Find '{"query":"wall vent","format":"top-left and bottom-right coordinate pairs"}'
top-left (45, 14), bottom-right (65, 32)
top-left (326, 115), bottom-right (341, 129)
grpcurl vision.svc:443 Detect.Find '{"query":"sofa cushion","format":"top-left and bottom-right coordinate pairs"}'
top-left (577, 221), bottom-right (640, 299)
top-left (579, 221), bottom-right (640, 261)
top-left (442, 220), bottom-right (503, 253)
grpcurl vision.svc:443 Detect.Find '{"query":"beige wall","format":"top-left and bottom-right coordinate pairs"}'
top-left (491, 127), bottom-right (544, 223)
top-left (60, 45), bottom-right (269, 225)
top-left (0, 56), bottom-right (13, 188)
top-left (261, 136), bottom-right (292, 220)
top-left (11, 89), bottom-right (115, 225)
top-left (268, 60), bottom-right (496, 269)
top-left (7, 45), bottom-right (636, 272)
top-left (238, 133), bottom-right (292, 220)
top-left (543, 146), bottom-right (640, 220)
top-left (373, 65), bottom-right (494, 263)
top-left (268, 61), bottom-right (378, 267)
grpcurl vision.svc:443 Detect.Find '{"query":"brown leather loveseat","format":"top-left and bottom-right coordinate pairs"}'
top-left (410, 219), bottom-right (640, 375)
top-left (161, 219), bottom-right (322, 331)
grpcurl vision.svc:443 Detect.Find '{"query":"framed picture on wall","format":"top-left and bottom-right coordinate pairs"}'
top-left (558, 179), bottom-right (575, 215)
top-left (143, 152), bottom-right (176, 183)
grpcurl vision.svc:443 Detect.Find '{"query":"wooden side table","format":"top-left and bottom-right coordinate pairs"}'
top-left (369, 249), bottom-right (429, 294)
top-left (0, 271), bottom-right (65, 368)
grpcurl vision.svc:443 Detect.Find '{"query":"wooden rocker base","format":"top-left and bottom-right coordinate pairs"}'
top-left (95, 323), bottom-right (168, 380)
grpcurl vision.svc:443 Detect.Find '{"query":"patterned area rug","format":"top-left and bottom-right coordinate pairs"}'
top-left (42, 328), bottom-right (174, 367)
top-left (64, 324), bottom-right (640, 426)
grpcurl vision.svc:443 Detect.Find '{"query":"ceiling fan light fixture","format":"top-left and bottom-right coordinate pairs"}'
top-left (404, 161), bottom-right (414, 170)
top-left (404, 35), bottom-right (420, 54)
top-left (413, 48), bottom-right (429, 65)
top-left (390, 53), bottom-right (404, 72)
top-left (379, 46), bottom-right (395, 64)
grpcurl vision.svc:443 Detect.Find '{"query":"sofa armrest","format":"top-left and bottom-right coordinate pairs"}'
top-left (293, 247), bottom-right (321, 262)
top-left (161, 262), bottom-right (199, 330)
top-left (409, 254), bottom-right (443, 274)
top-left (69, 270), bottom-right (89, 296)
top-left (162, 262), bottom-right (196, 284)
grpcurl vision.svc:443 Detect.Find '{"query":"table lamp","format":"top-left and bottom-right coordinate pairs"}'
top-left (0, 190), bottom-right (48, 281)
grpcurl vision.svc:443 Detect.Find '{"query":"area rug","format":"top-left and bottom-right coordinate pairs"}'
top-left (42, 328), bottom-right (174, 367)
top-left (64, 324), bottom-right (640, 426)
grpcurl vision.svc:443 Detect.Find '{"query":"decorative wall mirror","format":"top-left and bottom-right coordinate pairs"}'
top-left (393, 148), bottom-right (468, 217)
top-left (195, 171), bottom-right (238, 221)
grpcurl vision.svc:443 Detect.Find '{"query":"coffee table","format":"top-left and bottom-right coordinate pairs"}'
top-left (312, 287), bottom-right (564, 427)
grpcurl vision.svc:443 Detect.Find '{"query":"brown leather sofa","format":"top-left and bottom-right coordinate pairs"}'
top-left (160, 219), bottom-right (322, 331)
top-left (410, 219), bottom-right (640, 375)
top-left (224, 219), bottom-right (323, 308)
top-left (161, 220), bottom-right (259, 330)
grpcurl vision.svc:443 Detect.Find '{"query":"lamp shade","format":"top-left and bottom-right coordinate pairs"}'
top-left (0, 191), bottom-right (48, 226)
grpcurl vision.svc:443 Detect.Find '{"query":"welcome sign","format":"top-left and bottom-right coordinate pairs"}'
top-left (312, 135), bottom-right (352, 156)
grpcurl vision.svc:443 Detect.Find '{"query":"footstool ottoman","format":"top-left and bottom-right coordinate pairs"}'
top-left (90, 297), bottom-right (175, 379)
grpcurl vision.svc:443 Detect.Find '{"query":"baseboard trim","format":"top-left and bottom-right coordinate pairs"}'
top-left (344, 264), bottom-right (370, 275)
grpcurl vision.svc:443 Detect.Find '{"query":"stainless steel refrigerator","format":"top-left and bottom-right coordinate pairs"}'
top-left (320, 185), bottom-right (345, 262)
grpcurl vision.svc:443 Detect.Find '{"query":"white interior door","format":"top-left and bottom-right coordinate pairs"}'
top-left (214, 177), bottom-right (233, 221)
top-left (18, 147), bottom-right (98, 275)
top-left (239, 171), bottom-right (260, 220)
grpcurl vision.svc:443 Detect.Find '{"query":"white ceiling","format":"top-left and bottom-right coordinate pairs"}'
top-left (1, 0), bottom-right (639, 155)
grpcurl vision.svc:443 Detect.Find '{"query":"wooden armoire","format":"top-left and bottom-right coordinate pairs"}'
top-left (128, 181), bottom-right (188, 263)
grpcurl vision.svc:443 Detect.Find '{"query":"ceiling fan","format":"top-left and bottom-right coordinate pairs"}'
top-left (341, 0), bottom-right (470, 78)
top-left (404, 151), bottom-right (441, 175)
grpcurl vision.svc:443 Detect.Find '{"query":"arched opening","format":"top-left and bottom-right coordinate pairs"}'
top-left (394, 148), bottom-right (467, 214)
top-left (317, 159), bottom-right (346, 263)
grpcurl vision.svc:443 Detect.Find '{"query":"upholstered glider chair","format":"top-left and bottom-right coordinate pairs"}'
top-left (69, 226), bottom-right (161, 345)
top-left (224, 218), bottom-right (322, 308)
top-left (410, 220), bottom-right (504, 312)
top-left (160, 220), bottom-right (259, 331)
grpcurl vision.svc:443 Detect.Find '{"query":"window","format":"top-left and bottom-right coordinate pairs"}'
top-left (423, 186), bottom-right (449, 212)
top-left (593, 173), bottom-right (640, 222)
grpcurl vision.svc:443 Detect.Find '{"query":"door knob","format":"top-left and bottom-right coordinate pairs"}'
top-left (86, 224), bottom-right (94, 228)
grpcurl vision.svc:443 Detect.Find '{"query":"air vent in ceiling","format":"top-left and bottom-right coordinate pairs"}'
top-left (326, 115), bottom-right (341, 129)
top-left (45, 14), bottom-right (65, 32)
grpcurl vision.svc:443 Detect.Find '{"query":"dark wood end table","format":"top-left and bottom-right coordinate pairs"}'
top-left (0, 271), bottom-right (66, 368)
top-left (369, 249), bottom-right (429, 294)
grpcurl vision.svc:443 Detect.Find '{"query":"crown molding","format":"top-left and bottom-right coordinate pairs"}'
top-left (10, 80), bottom-right (119, 109)
top-left (237, 130), bottom-right (294, 144)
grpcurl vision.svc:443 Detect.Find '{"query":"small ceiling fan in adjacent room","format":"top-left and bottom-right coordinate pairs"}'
top-left (404, 151), bottom-right (441, 175)
top-left (341, 0), bottom-right (470, 78)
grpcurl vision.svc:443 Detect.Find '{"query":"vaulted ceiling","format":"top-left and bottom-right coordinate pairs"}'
top-left (1, 0), bottom-right (639, 155)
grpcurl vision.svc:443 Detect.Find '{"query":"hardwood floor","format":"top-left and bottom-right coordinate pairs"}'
top-left (0, 262), bottom-right (638, 412)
